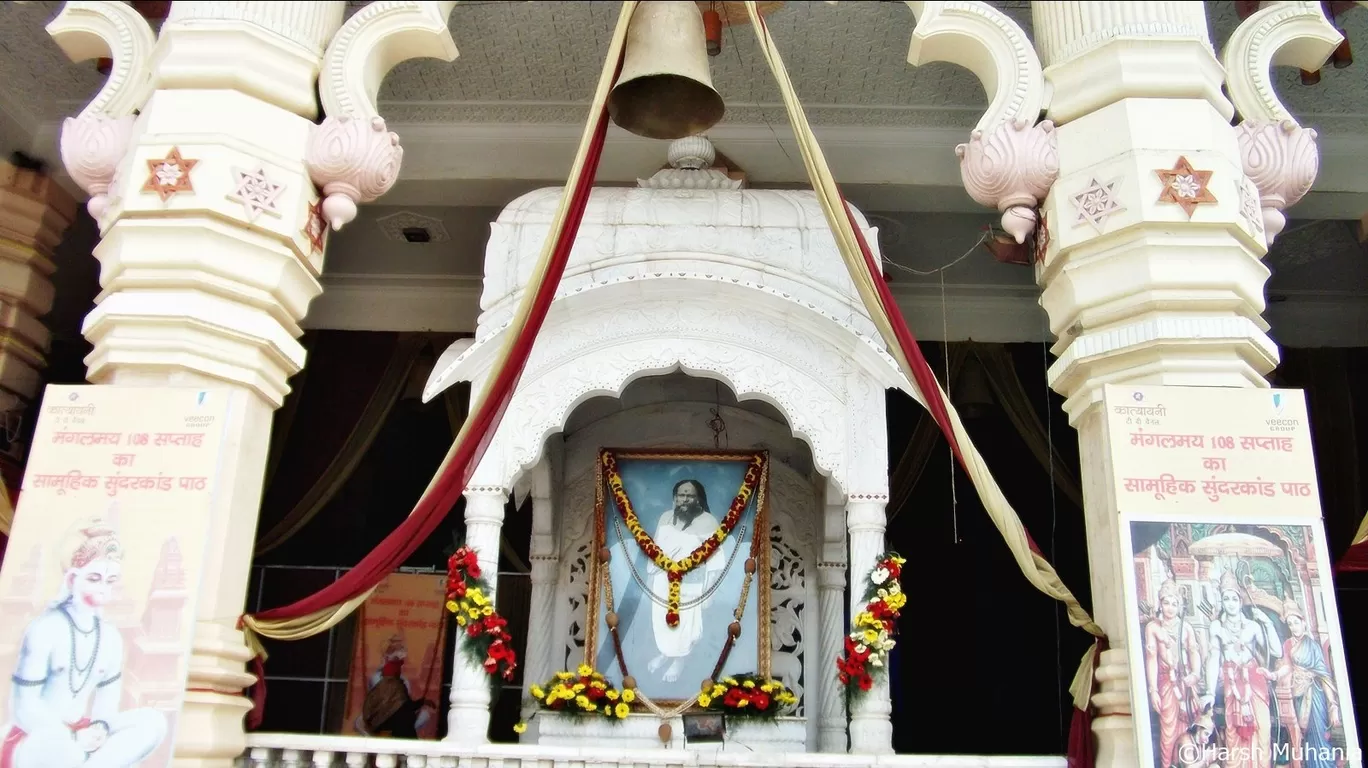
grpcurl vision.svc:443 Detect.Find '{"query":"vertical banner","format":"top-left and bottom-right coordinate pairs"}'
top-left (1103, 385), bottom-right (1362, 768)
top-left (0, 385), bottom-right (234, 768)
top-left (342, 573), bottom-right (448, 739)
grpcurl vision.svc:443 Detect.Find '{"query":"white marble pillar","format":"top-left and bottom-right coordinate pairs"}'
top-left (816, 495), bottom-right (849, 753)
top-left (521, 460), bottom-right (559, 739)
top-left (47, 2), bottom-right (345, 764)
top-left (446, 485), bottom-right (507, 744)
top-left (844, 497), bottom-right (892, 755)
top-left (1023, 4), bottom-right (1336, 768)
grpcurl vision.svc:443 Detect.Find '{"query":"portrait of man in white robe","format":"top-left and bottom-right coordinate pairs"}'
top-left (645, 479), bottom-right (727, 683)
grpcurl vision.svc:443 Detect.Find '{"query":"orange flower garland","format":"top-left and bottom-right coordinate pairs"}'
top-left (600, 450), bottom-right (764, 627)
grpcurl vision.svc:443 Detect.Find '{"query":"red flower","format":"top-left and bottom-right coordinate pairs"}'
top-left (858, 673), bottom-right (873, 691)
top-left (466, 622), bottom-right (482, 638)
top-left (751, 691), bottom-right (771, 710)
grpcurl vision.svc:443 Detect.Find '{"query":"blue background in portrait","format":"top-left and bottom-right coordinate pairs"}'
top-left (595, 456), bottom-right (760, 701)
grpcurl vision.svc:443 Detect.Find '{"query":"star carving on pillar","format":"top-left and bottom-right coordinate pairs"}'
top-left (302, 198), bottom-right (327, 255)
top-left (1154, 156), bottom-right (1218, 218)
top-left (1238, 180), bottom-right (1264, 235)
top-left (1033, 210), bottom-right (1051, 264)
top-left (226, 166), bottom-right (284, 222)
top-left (1070, 176), bottom-right (1126, 233)
top-left (142, 147), bottom-right (198, 203)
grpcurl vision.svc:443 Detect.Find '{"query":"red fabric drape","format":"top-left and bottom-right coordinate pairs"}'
top-left (247, 62), bottom-right (619, 625)
top-left (1067, 637), bottom-right (1106, 768)
top-left (840, 200), bottom-right (1050, 558)
top-left (1336, 541), bottom-right (1368, 572)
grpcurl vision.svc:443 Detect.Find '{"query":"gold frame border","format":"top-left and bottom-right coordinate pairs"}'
top-left (586, 447), bottom-right (772, 707)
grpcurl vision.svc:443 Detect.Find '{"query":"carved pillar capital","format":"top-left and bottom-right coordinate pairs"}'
top-left (956, 118), bottom-right (1059, 243)
top-left (305, 116), bottom-right (404, 231)
top-left (305, 1), bottom-right (460, 230)
top-left (1234, 120), bottom-right (1319, 243)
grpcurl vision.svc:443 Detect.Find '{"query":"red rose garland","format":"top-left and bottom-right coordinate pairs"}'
top-left (445, 545), bottom-right (518, 681)
top-left (835, 552), bottom-right (906, 695)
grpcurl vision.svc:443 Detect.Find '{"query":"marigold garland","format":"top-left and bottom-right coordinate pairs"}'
top-left (696, 673), bottom-right (797, 720)
top-left (518, 664), bottom-right (634, 731)
top-left (445, 545), bottom-right (518, 682)
top-left (835, 551), bottom-right (906, 696)
top-left (600, 450), bottom-right (764, 627)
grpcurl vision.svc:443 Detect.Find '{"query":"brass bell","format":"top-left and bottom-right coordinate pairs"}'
top-left (609, 1), bottom-right (725, 140)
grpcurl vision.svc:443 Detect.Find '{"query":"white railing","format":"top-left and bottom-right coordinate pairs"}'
top-left (240, 733), bottom-right (1069, 768)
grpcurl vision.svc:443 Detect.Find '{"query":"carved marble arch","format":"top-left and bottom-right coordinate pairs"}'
top-left (428, 276), bottom-right (905, 495)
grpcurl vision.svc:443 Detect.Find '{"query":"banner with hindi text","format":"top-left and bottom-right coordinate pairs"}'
top-left (0, 385), bottom-right (236, 768)
top-left (342, 572), bottom-right (448, 739)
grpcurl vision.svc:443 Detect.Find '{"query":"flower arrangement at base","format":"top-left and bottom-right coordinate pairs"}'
top-left (697, 673), bottom-right (797, 721)
top-left (835, 552), bottom-right (906, 696)
top-left (445, 545), bottom-right (518, 682)
top-left (521, 665), bottom-right (634, 727)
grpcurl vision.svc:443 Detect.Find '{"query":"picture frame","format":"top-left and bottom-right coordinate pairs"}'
top-left (1118, 510), bottom-right (1361, 768)
top-left (586, 448), bottom-right (771, 707)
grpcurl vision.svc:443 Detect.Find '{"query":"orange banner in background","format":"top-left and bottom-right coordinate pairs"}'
top-left (342, 573), bottom-right (448, 739)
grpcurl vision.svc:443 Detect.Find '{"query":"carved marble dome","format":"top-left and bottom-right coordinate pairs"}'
top-left (425, 179), bottom-right (912, 494)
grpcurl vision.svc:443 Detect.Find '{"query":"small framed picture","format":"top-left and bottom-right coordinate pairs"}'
top-left (683, 712), bottom-right (726, 743)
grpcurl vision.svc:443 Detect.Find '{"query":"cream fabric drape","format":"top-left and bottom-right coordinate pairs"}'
top-left (740, 0), bottom-right (1103, 693)
top-left (240, 1), bottom-right (641, 649)
top-left (0, 482), bottom-right (12, 536)
top-left (254, 335), bottom-right (428, 554)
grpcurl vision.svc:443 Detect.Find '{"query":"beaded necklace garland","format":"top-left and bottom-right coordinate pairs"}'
top-left (599, 450), bottom-right (765, 627)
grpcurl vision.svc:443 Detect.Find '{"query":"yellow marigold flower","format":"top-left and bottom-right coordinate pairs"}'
top-left (482, 606), bottom-right (494, 616)
top-left (456, 615), bottom-right (467, 626)
top-left (576, 695), bottom-right (591, 710)
top-left (577, 664), bottom-right (593, 677)
top-left (711, 685), bottom-right (725, 697)
top-left (862, 630), bottom-right (879, 644)
top-left (573, 683), bottom-right (585, 692)
top-left (445, 600), bottom-right (458, 612)
top-left (723, 678), bottom-right (738, 686)
top-left (530, 685), bottom-right (545, 699)
top-left (615, 702), bottom-right (630, 719)
top-left (603, 704), bottom-right (612, 715)
top-left (742, 680), bottom-right (755, 689)
top-left (467, 608), bottom-right (480, 619)
top-left (736, 699), bottom-right (748, 708)
top-left (556, 671), bottom-right (573, 680)
top-left (621, 689), bottom-right (636, 703)
top-left (513, 722), bottom-right (527, 734)
top-left (891, 555), bottom-right (906, 565)
top-left (697, 693), bottom-right (712, 707)
top-left (760, 683), bottom-right (774, 693)
top-left (606, 689), bottom-right (619, 701)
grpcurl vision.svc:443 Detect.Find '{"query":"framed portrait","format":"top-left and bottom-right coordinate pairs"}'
top-left (586, 448), bottom-right (771, 706)
top-left (1119, 511), bottom-right (1361, 768)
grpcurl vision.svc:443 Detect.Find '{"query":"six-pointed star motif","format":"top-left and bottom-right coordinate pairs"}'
top-left (1154, 156), bottom-right (1217, 218)
top-left (1071, 177), bottom-right (1126, 233)
top-left (142, 147), bottom-right (198, 203)
top-left (227, 166), bottom-right (285, 222)
top-left (1238, 180), bottom-right (1264, 235)
top-left (302, 198), bottom-right (328, 255)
